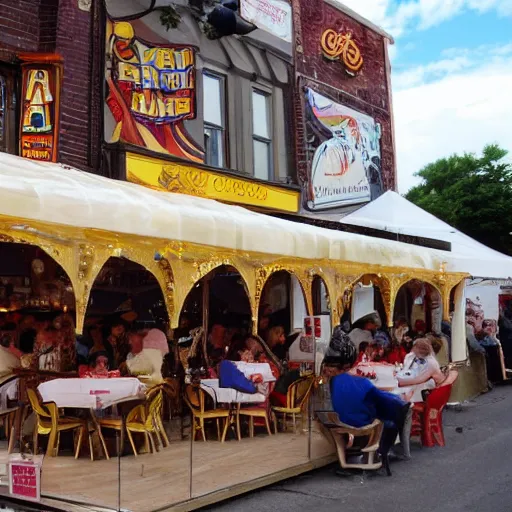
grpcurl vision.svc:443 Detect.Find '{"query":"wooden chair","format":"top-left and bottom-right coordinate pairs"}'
top-left (272, 375), bottom-right (315, 433)
top-left (184, 384), bottom-right (230, 442)
top-left (317, 411), bottom-right (383, 471)
top-left (237, 403), bottom-right (273, 438)
top-left (98, 387), bottom-right (166, 457)
top-left (27, 388), bottom-right (87, 458)
top-left (0, 406), bottom-right (19, 454)
top-left (411, 370), bottom-right (458, 447)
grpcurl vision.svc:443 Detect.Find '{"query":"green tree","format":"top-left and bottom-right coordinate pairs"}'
top-left (405, 144), bottom-right (512, 256)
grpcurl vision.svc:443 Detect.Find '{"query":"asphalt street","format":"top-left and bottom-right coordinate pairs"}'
top-left (206, 384), bottom-right (512, 512)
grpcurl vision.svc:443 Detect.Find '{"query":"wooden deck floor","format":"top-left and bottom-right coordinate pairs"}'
top-left (0, 422), bottom-right (335, 512)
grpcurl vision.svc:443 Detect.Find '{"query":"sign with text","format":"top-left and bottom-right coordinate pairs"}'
top-left (19, 56), bottom-right (62, 163)
top-left (126, 152), bottom-right (300, 213)
top-left (9, 455), bottom-right (43, 502)
top-left (304, 88), bottom-right (382, 210)
top-left (240, 0), bottom-right (292, 42)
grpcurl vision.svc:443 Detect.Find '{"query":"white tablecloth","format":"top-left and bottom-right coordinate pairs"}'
top-left (38, 378), bottom-right (145, 409)
top-left (233, 362), bottom-right (276, 382)
top-left (200, 379), bottom-right (266, 405)
top-left (354, 363), bottom-right (416, 398)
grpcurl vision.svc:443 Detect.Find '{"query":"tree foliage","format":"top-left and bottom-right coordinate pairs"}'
top-left (405, 144), bottom-right (512, 256)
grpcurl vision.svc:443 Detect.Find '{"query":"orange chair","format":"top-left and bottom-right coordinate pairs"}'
top-left (411, 370), bottom-right (458, 447)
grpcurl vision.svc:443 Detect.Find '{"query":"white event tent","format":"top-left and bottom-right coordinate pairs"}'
top-left (341, 191), bottom-right (512, 280)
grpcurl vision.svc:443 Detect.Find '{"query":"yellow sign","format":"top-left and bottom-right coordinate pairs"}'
top-left (126, 153), bottom-right (300, 213)
top-left (321, 29), bottom-right (363, 74)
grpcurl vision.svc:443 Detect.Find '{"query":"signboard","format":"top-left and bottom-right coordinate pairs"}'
top-left (304, 88), bottom-right (383, 210)
top-left (8, 455), bottom-right (43, 502)
top-left (240, 0), bottom-right (292, 43)
top-left (321, 29), bottom-right (363, 75)
top-left (126, 152), bottom-right (300, 213)
top-left (19, 56), bottom-right (62, 162)
top-left (105, 20), bottom-right (203, 162)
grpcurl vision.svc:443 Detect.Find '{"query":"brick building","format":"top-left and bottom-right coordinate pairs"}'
top-left (291, 0), bottom-right (396, 218)
top-left (0, 0), bottom-right (395, 221)
top-left (0, 0), bottom-right (101, 170)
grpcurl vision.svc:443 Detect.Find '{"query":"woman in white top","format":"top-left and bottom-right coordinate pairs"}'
top-left (397, 339), bottom-right (446, 402)
top-left (126, 329), bottom-right (169, 386)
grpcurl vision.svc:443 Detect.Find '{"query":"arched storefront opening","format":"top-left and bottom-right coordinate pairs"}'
top-left (394, 280), bottom-right (442, 336)
top-left (176, 265), bottom-right (252, 370)
top-left (350, 274), bottom-right (388, 332)
top-left (83, 256), bottom-right (170, 371)
top-left (0, 241), bottom-right (76, 371)
top-left (258, 270), bottom-right (308, 365)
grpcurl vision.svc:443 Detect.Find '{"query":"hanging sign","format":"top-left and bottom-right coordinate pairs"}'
top-left (320, 29), bottom-right (363, 75)
top-left (19, 54), bottom-right (62, 162)
top-left (240, 0), bottom-right (292, 43)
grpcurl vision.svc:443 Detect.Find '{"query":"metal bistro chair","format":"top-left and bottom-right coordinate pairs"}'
top-left (184, 384), bottom-right (230, 442)
top-left (98, 385), bottom-right (168, 457)
top-left (27, 388), bottom-right (88, 458)
top-left (272, 375), bottom-right (315, 433)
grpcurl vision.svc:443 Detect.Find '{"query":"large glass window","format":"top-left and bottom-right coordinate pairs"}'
top-left (203, 72), bottom-right (226, 168)
top-left (252, 89), bottom-right (272, 180)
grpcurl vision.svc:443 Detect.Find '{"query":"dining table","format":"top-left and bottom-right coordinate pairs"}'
top-left (200, 362), bottom-right (276, 440)
top-left (37, 377), bottom-right (146, 459)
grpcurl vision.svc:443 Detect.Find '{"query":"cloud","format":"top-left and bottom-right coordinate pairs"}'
top-left (393, 49), bottom-right (512, 192)
top-left (339, 0), bottom-right (512, 37)
top-left (393, 43), bottom-right (512, 89)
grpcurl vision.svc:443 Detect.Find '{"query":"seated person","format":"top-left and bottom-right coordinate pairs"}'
top-left (348, 312), bottom-right (381, 350)
top-left (323, 330), bottom-right (410, 471)
top-left (369, 343), bottom-right (385, 362)
top-left (245, 336), bottom-right (280, 380)
top-left (267, 326), bottom-right (287, 360)
top-left (355, 341), bottom-right (371, 364)
top-left (79, 351), bottom-right (120, 378)
top-left (397, 339), bottom-right (446, 401)
top-left (126, 329), bottom-right (169, 385)
top-left (207, 324), bottom-right (228, 366)
top-left (386, 341), bottom-right (407, 365)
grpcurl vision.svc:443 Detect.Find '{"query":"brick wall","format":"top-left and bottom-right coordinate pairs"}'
top-left (54, 0), bottom-right (93, 170)
top-left (0, 0), bottom-right (97, 172)
top-left (293, 0), bottom-right (396, 194)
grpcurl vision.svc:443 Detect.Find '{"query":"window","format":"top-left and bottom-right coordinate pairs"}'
top-left (203, 72), bottom-right (226, 168)
top-left (252, 90), bottom-right (271, 180)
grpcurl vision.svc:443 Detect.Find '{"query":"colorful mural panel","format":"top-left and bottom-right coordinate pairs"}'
top-left (20, 61), bottom-right (61, 162)
top-left (105, 20), bottom-right (204, 162)
top-left (304, 88), bottom-right (383, 211)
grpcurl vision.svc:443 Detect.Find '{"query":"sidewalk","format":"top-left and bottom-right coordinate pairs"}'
top-left (209, 383), bottom-right (512, 512)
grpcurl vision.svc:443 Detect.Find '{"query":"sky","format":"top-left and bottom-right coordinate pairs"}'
top-left (340, 0), bottom-right (512, 192)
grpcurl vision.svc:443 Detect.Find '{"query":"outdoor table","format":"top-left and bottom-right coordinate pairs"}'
top-left (353, 363), bottom-right (416, 398)
top-left (37, 378), bottom-right (146, 459)
top-left (200, 364), bottom-right (275, 441)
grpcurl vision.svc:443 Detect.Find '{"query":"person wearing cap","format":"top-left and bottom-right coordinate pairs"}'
top-left (348, 311), bottom-right (381, 350)
top-left (322, 327), bottom-right (411, 470)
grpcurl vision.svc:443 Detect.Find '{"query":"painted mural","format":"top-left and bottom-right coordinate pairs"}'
top-left (105, 20), bottom-right (204, 162)
top-left (20, 66), bottom-right (60, 162)
top-left (304, 88), bottom-right (383, 211)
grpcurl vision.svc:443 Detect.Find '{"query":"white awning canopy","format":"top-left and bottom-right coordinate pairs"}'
top-left (0, 152), bottom-right (460, 273)
top-left (342, 191), bottom-right (512, 279)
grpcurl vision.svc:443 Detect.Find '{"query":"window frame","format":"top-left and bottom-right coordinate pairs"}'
top-left (251, 86), bottom-right (273, 181)
top-left (202, 70), bottom-right (228, 169)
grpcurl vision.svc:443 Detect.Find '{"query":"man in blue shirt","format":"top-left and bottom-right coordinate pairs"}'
top-left (323, 327), bottom-right (410, 475)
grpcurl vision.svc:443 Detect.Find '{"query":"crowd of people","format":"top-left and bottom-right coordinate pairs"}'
top-left (0, 311), bottom-right (172, 387)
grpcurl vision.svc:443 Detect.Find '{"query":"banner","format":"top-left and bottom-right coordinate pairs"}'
top-left (304, 88), bottom-right (383, 210)
top-left (240, 0), bottom-right (292, 43)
